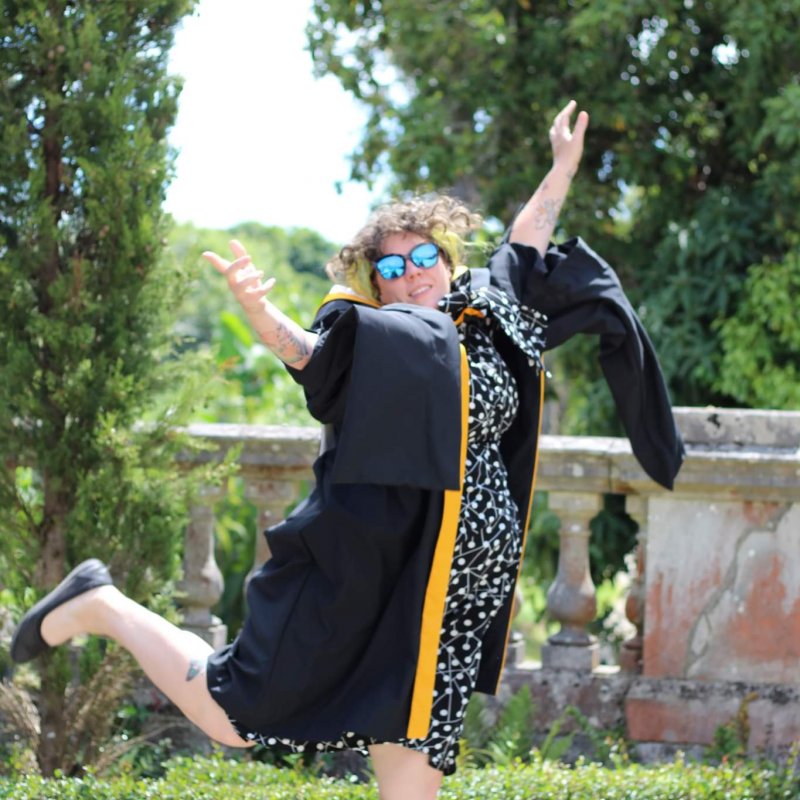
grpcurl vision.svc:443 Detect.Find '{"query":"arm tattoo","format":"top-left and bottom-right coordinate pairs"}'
top-left (262, 322), bottom-right (311, 365)
top-left (533, 197), bottom-right (564, 230)
top-left (186, 657), bottom-right (204, 682)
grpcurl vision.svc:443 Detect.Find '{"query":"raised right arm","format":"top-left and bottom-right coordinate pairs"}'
top-left (202, 239), bottom-right (318, 371)
top-left (507, 100), bottom-right (589, 254)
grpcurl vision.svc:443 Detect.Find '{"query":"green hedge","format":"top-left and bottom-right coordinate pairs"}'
top-left (1, 753), bottom-right (798, 800)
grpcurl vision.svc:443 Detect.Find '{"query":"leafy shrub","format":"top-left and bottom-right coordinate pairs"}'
top-left (461, 687), bottom-right (629, 771)
top-left (1, 750), bottom-right (798, 799)
top-left (460, 685), bottom-right (537, 768)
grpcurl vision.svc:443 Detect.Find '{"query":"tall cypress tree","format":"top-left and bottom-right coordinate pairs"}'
top-left (0, 0), bottom-right (210, 774)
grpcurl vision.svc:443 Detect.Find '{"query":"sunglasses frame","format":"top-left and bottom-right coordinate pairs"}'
top-left (374, 241), bottom-right (442, 280)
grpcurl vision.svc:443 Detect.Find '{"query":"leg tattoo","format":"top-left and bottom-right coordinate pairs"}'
top-left (186, 657), bottom-right (204, 682)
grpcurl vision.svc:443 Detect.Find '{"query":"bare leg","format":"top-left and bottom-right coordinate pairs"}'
top-left (40, 586), bottom-right (252, 748)
top-left (369, 743), bottom-right (443, 800)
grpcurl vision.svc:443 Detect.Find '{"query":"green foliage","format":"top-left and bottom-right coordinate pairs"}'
top-left (546, 337), bottom-right (618, 438)
top-left (523, 492), bottom-right (562, 587)
top-left (285, 227), bottom-right (340, 276)
top-left (556, 705), bottom-right (630, 768)
top-left (461, 688), bottom-right (629, 771)
top-left (2, 749), bottom-right (799, 799)
top-left (707, 692), bottom-right (759, 764)
top-left (169, 221), bottom-right (333, 425)
top-left (308, 0), bottom-right (800, 417)
top-left (589, 494), bottom-right (638, 587)
top-left (0, 0), bottom-right (219, 776)
top-left (477, 685), bottom-right (538, 767)
top-left (458, 686), bottom-right (535, 768)
top-left (715, 252), bottom-right (800, 408)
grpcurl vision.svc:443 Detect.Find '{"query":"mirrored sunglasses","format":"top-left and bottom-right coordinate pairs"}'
top-left (374, 241), bottom-right (441, 280)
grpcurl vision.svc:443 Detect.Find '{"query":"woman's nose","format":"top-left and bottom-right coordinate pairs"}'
top-left (403, 260), bottom-right (426, 277)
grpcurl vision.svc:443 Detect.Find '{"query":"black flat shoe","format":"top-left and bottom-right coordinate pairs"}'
top-left (10, 558), bottom-right (113, 664)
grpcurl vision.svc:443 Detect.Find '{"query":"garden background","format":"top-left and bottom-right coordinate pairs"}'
top-left (1, 0), bottom-right (798, 793)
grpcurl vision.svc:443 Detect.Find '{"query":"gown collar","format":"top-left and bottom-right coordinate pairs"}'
top-left (437, 270), bottom-right (547, 372)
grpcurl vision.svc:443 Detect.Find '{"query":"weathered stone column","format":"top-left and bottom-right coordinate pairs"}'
top-left (244, 477), bottom-right (302, 585)
top-left (620, 495), bottom-right (648, 673)
top-left (180, 485), bottom-right (227, 648)
top-left (541, 491), bottom-right (603, 670)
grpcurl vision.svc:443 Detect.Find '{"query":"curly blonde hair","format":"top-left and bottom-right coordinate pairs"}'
top-left (326, 194), bottom-right (483, 303)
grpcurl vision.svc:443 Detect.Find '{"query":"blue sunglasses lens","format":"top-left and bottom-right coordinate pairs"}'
top-left (375, 242), bottom-right (440, 279)
top-left (374, 255), bottom-right (406, 279)
top-left (410, 242), bottom-right (440, 267)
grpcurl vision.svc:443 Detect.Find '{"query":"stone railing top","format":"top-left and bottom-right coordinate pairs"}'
top-left (180, 423), bottom-right (320, 474)
top-left (673, 407), bottom-right (800, 449)
top-left (537, 435), bottom-right (799, 501)
top-left (180, 412), bottom-right (800, 502)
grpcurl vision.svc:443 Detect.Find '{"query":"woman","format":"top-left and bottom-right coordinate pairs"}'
top-left (10, 101), bottom-right (680, 799)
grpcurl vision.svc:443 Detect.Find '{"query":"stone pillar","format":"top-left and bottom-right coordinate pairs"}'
top-left (541, 491), bottom-right (603, 670)
top-left (180, 485), bottom-right (227, 648)
top-left (243, 478), bottom-right (302, 586)
top-left (620, 495), bottom-right (648, 673)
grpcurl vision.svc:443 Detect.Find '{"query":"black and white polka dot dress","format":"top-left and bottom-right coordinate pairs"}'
top-left (243, 317), bottom-right (522, 775)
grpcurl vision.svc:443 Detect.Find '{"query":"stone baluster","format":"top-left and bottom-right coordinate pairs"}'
top-left (541, 491), bottom-right (603, 670)
top-left (619, 495), bottom-right (648, 673)
top-left (243, 477), bottom-right (303, 586)
top-left (179, 484), bottom-right (227, 648)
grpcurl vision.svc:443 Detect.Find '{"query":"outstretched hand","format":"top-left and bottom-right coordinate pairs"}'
top-left (202, 240), bottom-right (276, 314)
top-left (549, 100), bottom-right (589, 175)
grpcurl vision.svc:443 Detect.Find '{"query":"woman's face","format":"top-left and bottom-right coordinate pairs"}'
top-left (373, 231), bottom-right (452, 309)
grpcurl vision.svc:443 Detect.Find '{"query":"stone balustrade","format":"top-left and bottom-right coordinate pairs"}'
top-left (176, 423), bottom-right (319, 649)
top-left (177, 408), bottom-right (800, 758)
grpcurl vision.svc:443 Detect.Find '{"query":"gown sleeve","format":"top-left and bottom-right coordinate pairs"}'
top-left (486, 237), bottom-right (685, 490)
top-left (285, 302), bottom-right (358, 428)
top-left (287, 299), bottom-right (464, 490)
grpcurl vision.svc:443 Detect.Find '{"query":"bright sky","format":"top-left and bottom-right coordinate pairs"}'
top-left (164, 0), bottom-right (383, 244)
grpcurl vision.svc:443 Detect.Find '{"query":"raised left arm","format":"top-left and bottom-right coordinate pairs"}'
top-left (508, 100), bottom-right (589, 253)
top-left (202, 240), bottom-right (319, 370)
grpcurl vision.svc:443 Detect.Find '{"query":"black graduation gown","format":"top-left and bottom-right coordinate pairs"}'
top-left (205, 238), bottom-right (683, 743)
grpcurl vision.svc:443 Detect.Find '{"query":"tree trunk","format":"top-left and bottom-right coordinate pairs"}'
top-left (35, 476), bottom-right (70, 775)
top-left (35, 37), bottom-right (70, 769)
top-left (37, 661), bottom-right (69, 776)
